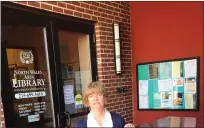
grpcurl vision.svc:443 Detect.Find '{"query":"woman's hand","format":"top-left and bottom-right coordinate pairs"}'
top-left (124, 123), bottom-right (135, 128)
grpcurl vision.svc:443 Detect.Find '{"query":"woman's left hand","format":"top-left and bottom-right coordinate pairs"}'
top-left (124, 123), bottom-right (135, 128)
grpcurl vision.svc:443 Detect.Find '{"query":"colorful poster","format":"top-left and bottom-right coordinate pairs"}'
top-left (173, 91), bottom-right (183, 107)
top-left (161, 92), bottom-right (173, 108)
top-left (184, 59), bottom-right (197, 78)
top-left (173, 78), bottom-right (184, 86)
top-left (172, 61), bottom-right (183, 78)
top-left (149, 64), bottom-right (158, 79)
top-left (139, 80), bottom-right (148, 94)
top-left (184, 77), bottom-right (196, 93)
top-left (158, 79), bottom-right (173, 92)
top-left (159, 62), bottom-right (172, 79)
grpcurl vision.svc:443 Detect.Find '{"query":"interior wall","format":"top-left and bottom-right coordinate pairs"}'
top-left (58, 31), bottom-right (79, 64)
top-left (78, 35), bottom-right (92, 94)
top-left (130, 2), bottom-right (203, 126)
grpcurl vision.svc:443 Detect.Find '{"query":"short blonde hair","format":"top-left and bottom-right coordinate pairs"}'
top-left (83, 81), bottom-right (108, 107)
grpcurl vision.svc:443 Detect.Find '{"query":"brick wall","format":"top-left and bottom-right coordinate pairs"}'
top-left (5, 1), bottom-right (133, 123)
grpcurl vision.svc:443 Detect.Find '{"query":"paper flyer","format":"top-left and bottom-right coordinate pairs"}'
top-left (184, 59), bottom-right (197, 78)
top-left (159, 62), bottom-right (172, 79)
top-left (172, 61), bottom-right (183, 78)
top-left (63, 85), bottom-right (75, 104)
top-left (161, 92), bottom-right (173, 108)
top-left (139, 80), bottom-right (148, 95)
top-left (184, 93), bottom-right (194, 109)
top-left (184, 77), bottom-right (196, 93)
top-left (173, 78), bottom-right (184, 86)
top-left (173, 91), bottom-right (183, 107)
top-left (158, 79), bottom-right (173, 92)
top-left (139, 94), bottom-right (148, 108)
top-left (149, 64), bottom-right (158, 79)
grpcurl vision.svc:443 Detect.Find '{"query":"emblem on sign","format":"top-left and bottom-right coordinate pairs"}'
top-left (20, 51), bottom-right (34, 64)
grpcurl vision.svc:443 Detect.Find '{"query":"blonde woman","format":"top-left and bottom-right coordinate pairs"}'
top-left (74, 81), bottom-right (135, 128)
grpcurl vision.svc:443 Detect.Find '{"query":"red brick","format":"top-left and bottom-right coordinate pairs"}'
top-left (15, 1), bottom-right (28, 5)
top-left (71, 2), bottom-right (81, 6)
top-left (81, 2), bottom-right (89, 8)
top-left (98, 8), bottom-right (106, 13)
top-left (47, 1), bottom-right (58, 5)
top-left (66, 4), bottom-right (76, 10)
top-left (90, 5), bottom-right (97, 11)
top-left (101, 13), bottom-right (107, 18)
top-left (76, 7), bottom-right (84, 12)
top-left (113, 12), bottom-right (119, 16)
top-left (1, 117), bottom-right (4, 121)
top-left (83, 14), bottom-right (91, 19)
top-left (1, 110), bottom-right (4, 115)
top-left (85, 9), bottom-right (93, 15)
top-left (64, 9), bottom-right (73, 15)
top-left (99, 3), bottom-right (107, 8)
top-left (58, 2), bottom-right (66, 8)
top-left (74, 11), bottom-right (82, 17)
top-left (41, 3), bottom-right (52, 11)
top-left (106, 10), bottom-right (113, 15)
top-left (94, 11), bottom-right (100, 17)
top-left (92, 2), bottom-right (99, 6)
top-left (111, 2), bottom-right (119, 7)
top-left (53, 6), bottom-right (63, 13)
top-left (98, 17), bottom-right (106, 22)
top-left (28, 2), bottom-right (40, 8)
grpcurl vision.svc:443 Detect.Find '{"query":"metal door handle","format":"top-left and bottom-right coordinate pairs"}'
top-left (57, 113), bottom-right (60, 128)
top-left (64, 112), bottom-right (71, 128)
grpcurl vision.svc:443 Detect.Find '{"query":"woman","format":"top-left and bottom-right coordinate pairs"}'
top-left (74, 81), bottom-right (135, 128)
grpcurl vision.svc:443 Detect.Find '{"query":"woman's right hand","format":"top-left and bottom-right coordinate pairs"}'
top-left (124, 123), bottom-right (135, 128)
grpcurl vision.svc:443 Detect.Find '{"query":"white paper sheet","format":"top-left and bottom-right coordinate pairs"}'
top-left (139, 94), bottom-right (148, 108)
top-left (63, 85), bottom-right (75, 104)
top-left (184, 59), bottom-right (197, 78)
top-left (139, 80), bottom-right (148, 94)
top-left (158, 79), bottom-right (173, 92)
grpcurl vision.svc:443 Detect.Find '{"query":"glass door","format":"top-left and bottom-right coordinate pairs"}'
top-left (1, 25), bottom-right (56, 127)
top-left (58, 30), bottom-right (93, 127)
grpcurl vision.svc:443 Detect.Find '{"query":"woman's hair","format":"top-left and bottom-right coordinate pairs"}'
top-left (83, 81), bottom-right (108, 107)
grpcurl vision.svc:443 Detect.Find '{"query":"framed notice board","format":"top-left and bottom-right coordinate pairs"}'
top-left (136, 57), bottom-right (199, 111)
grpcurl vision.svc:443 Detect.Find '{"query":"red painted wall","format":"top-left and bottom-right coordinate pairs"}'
top-left (130, 2), bottom-right (203, 126)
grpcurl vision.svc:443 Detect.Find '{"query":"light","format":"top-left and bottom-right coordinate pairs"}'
top-left (113, 23), bottom-right (121, 74)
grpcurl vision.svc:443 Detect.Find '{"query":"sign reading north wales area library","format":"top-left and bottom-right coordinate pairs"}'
top-left (10, 50), bottom-right (47, 122)
top-left (136, 57), bottom-right (199, 110)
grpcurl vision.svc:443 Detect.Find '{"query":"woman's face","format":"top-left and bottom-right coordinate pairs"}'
top-left (88, 92), bottom-right (105, 109)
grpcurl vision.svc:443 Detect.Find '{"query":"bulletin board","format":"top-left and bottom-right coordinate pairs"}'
top-left (136, 57), bottom-right (199, 110)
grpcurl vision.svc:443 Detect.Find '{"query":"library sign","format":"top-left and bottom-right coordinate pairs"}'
top-left (10, 50), bottom-right (47, 122)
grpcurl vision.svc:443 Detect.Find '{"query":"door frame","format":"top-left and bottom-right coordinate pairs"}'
top-left (1, 2), bottom-right (98, 127)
